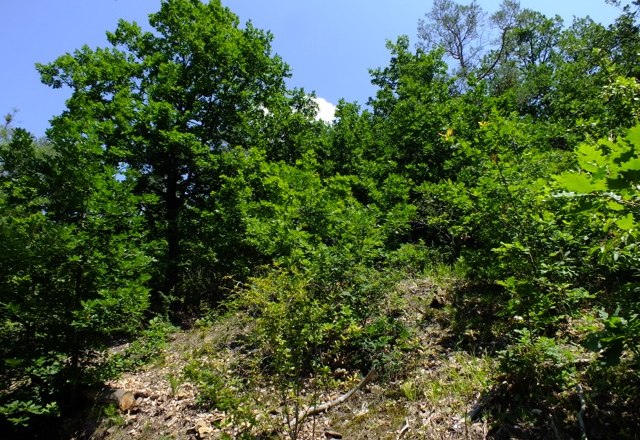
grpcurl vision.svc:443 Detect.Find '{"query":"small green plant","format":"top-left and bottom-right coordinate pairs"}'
top-left (0, 400), bottom-right (58, 428)
top-left (500, 329), bottom-right (579, 390)
top-left (167, 372), bottom-right (182, 397)
top-left (399, 380), bottom-right (418, 401)
top-left (100, 403), bottom-right (125, 428)
top-left (100, 317), bottom-right (177, 380)
top-left (183, 361), bottom-right (245, 413)
top-left (583, 309), bottom-right (640, 366)
top-left (492, 329), bottom-right (583, 428)
top-left (183, 359), bottom-right (260, 438)
top-left (422, 352), bottom-right (494, 405)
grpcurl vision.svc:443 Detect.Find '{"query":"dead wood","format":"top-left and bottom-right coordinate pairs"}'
top-left (88, 387), bottom-right (137, 411)
top-left (397, 418), bottom-right (410, 439)
top-left (290, 369), bottom-right (377, 428)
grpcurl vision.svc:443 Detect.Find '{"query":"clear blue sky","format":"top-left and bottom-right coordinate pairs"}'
top-left (0, 0), bottom-right (622, 136)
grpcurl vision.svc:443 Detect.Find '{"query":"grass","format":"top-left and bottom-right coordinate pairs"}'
top-left (421, 352), bottom-right (494, 406)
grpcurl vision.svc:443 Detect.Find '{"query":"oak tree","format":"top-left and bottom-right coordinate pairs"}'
top-left (38, 0), bottom-right (309, 310)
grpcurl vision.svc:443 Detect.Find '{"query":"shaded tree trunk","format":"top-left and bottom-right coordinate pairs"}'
top-left (163, 162), bottom-right (182, 311)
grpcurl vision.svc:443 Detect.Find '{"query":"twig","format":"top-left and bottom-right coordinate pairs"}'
top-left (397, 418), bottom-right (410, 439)
top-left (468, 392), bottom-right (491, 421)
top-left (289, 369), bottom-right (377, 428)
top-left (548, 413), bottom-right (561, 440)
top-left (577, 384), bottom-right (588, 440)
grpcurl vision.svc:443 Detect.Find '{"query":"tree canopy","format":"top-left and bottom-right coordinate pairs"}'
top-left (2, 0), bottom-right (640, 437)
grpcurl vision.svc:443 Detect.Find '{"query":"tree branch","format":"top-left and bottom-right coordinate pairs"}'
top-left (289, 369), bottom-right (377, 428)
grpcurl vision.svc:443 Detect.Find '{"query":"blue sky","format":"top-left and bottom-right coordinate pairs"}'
top-left (0, 0), bottom-right (622, 136)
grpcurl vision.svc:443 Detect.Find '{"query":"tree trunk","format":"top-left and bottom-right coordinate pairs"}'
top-left (163, 161), bottom-right (181, 312)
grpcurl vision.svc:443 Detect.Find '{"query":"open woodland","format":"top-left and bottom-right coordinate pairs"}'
top-left (2, 0), bottom-right (640, 438)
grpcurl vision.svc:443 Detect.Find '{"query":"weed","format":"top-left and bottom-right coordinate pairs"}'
top-left (421, 352), bottom-right (494, 412)
top-left (399, 380), bottom-right (418, 401)
top-left (100, 318), bottom-right (177, 380)
top-left (183, 361), bottom-right (244, 412)
top-left (100, 404), bottom-right (124, 428)
top-left (167, 372), bottom-right (182, 396)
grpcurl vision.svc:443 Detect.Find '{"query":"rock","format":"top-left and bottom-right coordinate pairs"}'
top-left (196, 419), bottom-right (214, 438)
top-left (175, 389), bottom-right (190, 400)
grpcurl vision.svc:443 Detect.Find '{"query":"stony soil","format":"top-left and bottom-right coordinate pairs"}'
top-left (79, 278), bottom-right (495, 440)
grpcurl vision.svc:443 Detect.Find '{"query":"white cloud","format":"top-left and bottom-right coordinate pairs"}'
top-left (313, 97), bottom-right (336, 123)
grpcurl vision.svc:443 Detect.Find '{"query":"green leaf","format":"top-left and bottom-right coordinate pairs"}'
top-left (615, 213), bottom-right (635, 231)
top-left (621, 158), bottom-right (640, 171)
top-left (607, 200), bottom-right (625, 211)
top-left (624, 124), bottom-right (640, 148)
top-left (576, 142), bottom-right (606, 173)
top-left (556, 172), bottom-right (606, 193)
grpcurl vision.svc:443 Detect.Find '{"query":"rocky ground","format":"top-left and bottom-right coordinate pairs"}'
top-left (77, 278), bottom-right (496, 440)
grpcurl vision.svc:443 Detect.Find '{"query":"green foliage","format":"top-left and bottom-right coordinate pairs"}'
top-left (495, 330), bottom-right (583, 426)
top-left (368, 37), bottom-right (458, 183)
top-left (553, 126), bottom-right (640, 366)
top-left (484, 123), bottom-right (640, 431)
top-left (239, 270), bottom-right (323, 377)
top-left (0, 399), bottom-right (58, 428)
top-left (0, 122), bottom-right (152, 428)
top-left (227, 142), bottom-right (414, 373)
top-left (232, 261), bottom-right (407, 439)
top-left (0, 168), bottom-right (163, 431)
top-left (236, 266), bottom-right (405, 376)
top-left (183, 358), bottom-right (257, 437)
top-left (100, 318), bottom-right (177, 380)
top-left (37, 0), bottom-right (314, 312)
top-left (99, 403), bottom-right (125, 428)
top-left (583, 310), bottom-right (640, 366)
top-left (6, 0), bottom-right (640, 435)
top-left (183, 362), bottom-right (246, 412)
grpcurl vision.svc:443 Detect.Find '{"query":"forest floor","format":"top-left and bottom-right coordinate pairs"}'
top-left (75, 277), bottom-right (507, 440)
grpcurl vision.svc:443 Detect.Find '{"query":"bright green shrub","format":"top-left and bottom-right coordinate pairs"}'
top-left (554, 125), bottom-right (640, 364)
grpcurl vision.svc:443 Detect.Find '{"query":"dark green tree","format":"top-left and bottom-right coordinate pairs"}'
top-left (0, 126), bottom-right (151, 429)
top-left (37, 0), bottom-right (314, 311)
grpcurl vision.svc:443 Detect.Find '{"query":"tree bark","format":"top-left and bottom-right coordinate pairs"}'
top-left (163, 158), bottom-right (182, 309)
